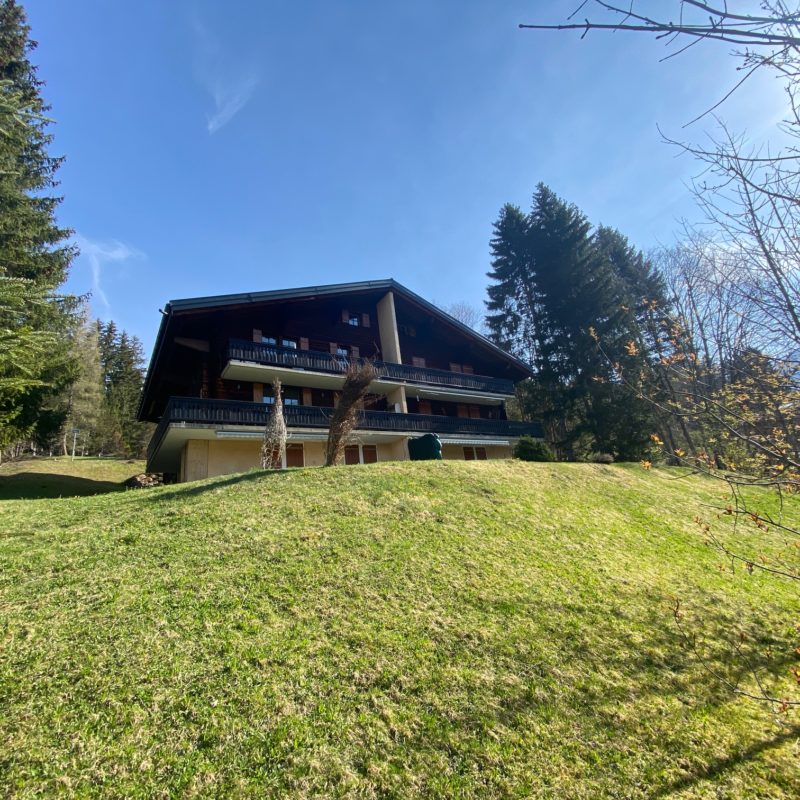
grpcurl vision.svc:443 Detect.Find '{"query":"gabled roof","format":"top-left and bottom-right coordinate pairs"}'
top-left (138, 278), bottom-right (533, 420)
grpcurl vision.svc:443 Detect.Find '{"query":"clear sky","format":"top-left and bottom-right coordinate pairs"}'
top-left (24, 0), bottom-right (785, 355)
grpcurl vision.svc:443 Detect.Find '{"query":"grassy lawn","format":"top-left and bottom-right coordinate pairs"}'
top-left (0, 460), bottom-right (798, 798)
top-left (0, 456), bottom-right (145, 500)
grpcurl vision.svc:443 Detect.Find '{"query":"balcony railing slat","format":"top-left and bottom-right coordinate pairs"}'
top-left (148, 397), bottom-right (543, 461)
top-left (226, 338), bottom-right (516, 396)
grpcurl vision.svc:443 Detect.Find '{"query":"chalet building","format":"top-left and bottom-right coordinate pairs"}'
top-left (138, 279), bottom-right (542, 481)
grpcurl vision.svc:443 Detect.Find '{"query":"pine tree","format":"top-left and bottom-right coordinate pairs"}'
top-left (95, 321), bottom-right (150, 457)
top-left (486, 184), bottom-right (665, 459)
top-left (0, 1), bottom-right (78, 449)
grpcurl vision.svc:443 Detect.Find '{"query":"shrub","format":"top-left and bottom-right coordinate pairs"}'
top-left (514, 437), bottom-right (555, 462)
top-left (589, 452), bottom-right (615, 465)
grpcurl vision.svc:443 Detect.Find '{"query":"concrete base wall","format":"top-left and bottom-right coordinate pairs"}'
top-left (178, 436), bottom-right (512, 482)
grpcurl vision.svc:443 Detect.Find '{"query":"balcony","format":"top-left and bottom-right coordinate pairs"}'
top-left (223, 338), bottom-right (516, 397)
top-left (148, 396), bottom-right (543, 463)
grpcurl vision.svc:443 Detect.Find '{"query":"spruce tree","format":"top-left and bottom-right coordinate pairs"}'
top-left (486, 184), bottom-right (665, 459)
top-left (0, 1), bottom-right (77, 449)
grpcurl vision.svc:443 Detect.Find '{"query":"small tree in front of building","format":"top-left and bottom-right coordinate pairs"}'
top-left (325, 362), bottom-right (377, 466)
top-left (261, 377), bottom-right (286, 469)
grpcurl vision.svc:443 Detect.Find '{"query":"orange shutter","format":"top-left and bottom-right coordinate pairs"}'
top-left (462, 365), bottom-right (474, 375)
top-left (362, 445), bottom-right (378, 464)
top-left (418, 400), bottom-right (432, 415)
top-left (253, 328), bottom-right (262, 343)
top-left (253, 383), bottom-right (264, 402)
top-left (457, 404), bottom-right (469, 418)
top-left (341, 309), bottom-right (350, 324)
top-left (300, 337), bottom-right (309, 350)
top-left (362, 313), bottom-right (370, 328)
top-left (344, 445), bottom-right (360, 465)
top-left (302, 388), bottom-right (312, 406)
top-left (330, 342), bottom-right (339, 355)
top-left (286, 444), bottom-right (304, 468)
top-left (469, 405), bottom-right (481, 419)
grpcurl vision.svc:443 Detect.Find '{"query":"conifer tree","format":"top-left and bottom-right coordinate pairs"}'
top-left (486, 184), bottom-right (666, 459)
top-left (0, 0), bottom-right (77, 448)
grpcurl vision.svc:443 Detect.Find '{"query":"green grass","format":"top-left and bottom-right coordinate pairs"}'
top-left (0, 460), bottom-right (798, 798)
top-left (0, 456), bottom-right (145, 500)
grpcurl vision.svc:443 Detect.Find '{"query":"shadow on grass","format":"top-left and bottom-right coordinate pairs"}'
top-left (649, 724), bottom-right (800, 798)
top-left (142, 467), bottom-right (297, 503)
top-left (0, 472), bottom-right (127, 500)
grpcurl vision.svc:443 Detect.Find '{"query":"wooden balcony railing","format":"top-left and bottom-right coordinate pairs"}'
top-left (226, 338), bottom-right (516, 396)
top-left (148, 396), bottom-right (543, 463)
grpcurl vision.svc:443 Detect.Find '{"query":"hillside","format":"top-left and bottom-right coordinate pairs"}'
top-left (0, 460), bottom-right (798, 798)
top-left (0, 456), bottom-right (145, 500)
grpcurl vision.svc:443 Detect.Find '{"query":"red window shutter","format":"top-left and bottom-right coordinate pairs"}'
top-left (341, 309), bottom-right (350, 324)
top-left (302, 388), bottom-right (312, 406)
top-left (351, 345), bottom-right (360, 359)
top-left (418, 400), bottom-right (432, 415)
top-left (457, 404), bottom-right (469, 418)
top-left (463, 447), bottom-right (475, 460)
top-left (469, 405), bottom-right (481, 419)
top-left (344, 445), bottom-right (360, 465)
top-left (362, 313), bottom-right (370, 328)
top-left (462, 365), bottom-right (474, 375)
top-left (475, 447), bottom-right (487, 461)
top-left (286, 444), bottom-right (304, 468)
top-left (299, 337), bottom-right (309, 350)
top-left (362, 445), bottom-right (378, 464)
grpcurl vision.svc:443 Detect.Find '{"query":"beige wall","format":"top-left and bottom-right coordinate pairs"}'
top-left (179, 436), bottom-right (513, 483)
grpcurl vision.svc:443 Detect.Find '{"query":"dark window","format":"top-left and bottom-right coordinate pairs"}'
top-left (262, 335), bottom-right (277, 345)
top-left (348, 313), bottom-right (360, 327)
top-left (336, 345), bottom-right (349, 357)
top-left (281, 338), bottom-right (297, 349)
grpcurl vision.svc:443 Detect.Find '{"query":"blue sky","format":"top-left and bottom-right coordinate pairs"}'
top-left (25, 0), bottom-right (785, 354)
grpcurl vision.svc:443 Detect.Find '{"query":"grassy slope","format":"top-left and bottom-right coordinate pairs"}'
top-left (0, 457), bottom-right (145, 500)
top-left (0, 461), bottom-right (798, 798)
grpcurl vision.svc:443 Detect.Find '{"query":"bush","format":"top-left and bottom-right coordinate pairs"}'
top-left (514, 437), bottom-right (555, 462)
top-left (589, 452), bottom-right (615, 465)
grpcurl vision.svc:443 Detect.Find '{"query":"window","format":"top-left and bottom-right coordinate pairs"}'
top-left (336, 345), bottom-right (349, 357)
top-left (348, 313), bottom-right (360, 327)
top-left (262, 335), bottom-right (277, 345)
top-left (463, 446), bottom-right (487, 461)
top-left (263, 387), bottom-right (301, 406)
top-left (344, 444), bottom-right (378, 465)
top-left (281, 338), bottom-right (297, 349)
top-left (286, 443), bottom-right (304, 468)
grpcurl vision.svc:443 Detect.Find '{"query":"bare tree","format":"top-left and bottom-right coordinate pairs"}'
top-left (324, 362), bottom-right (378, 466)
top-left (260, 377), bottom-right (287, 469)
top-left (522, 1), bottom-right (800, 710)
top-left (442, 301), bottom-right (487, 334)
